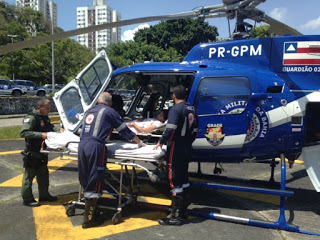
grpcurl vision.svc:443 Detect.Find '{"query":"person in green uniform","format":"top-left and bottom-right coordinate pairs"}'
top-left (20, 98), bottom-right (59, 207)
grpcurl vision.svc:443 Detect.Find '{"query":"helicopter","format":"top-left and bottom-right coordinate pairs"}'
top-left (1, 0), bottom-right (319, 192)
top-left (2, 0), bottom-right (320, 234)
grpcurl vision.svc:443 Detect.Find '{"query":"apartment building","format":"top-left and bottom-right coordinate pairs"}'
top-left (16, 0), bottom-right (57, 28)
top-left (77, 0), bottom-right (121, 54)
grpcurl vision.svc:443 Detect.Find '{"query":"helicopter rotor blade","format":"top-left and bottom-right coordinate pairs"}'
top-left (264, 14), bottom-right (302, 36)
top-left (0, 10), bottom-right (204, 56)
top-left (0, 0), bottom-right (302, 55)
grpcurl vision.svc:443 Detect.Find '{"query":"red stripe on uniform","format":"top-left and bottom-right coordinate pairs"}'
top-left (168, 141), bottom-right (175, 190)
top-left (94, 180), bottom-right (101, 197)
top-left (284, 59), bottom-right (320, 65)
top-left (169, 129), bottom-right (176, 141)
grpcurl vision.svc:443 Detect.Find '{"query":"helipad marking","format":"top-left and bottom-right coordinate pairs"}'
top-left (0, 150), bottom-right (23, 155)
top-left (0, 157), bottom-right (72, 187)
top-left (1, 147), bottom-right (287, 237)
top-left (138, 196), bottom-right (171, 206)
top-left (275, 157), bottom-right (304, 165)
top-left (33, 194), bottom-right (166, 240)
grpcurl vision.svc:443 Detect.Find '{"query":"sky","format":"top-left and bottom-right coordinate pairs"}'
top-left (4, 0), bottom-right (320, 41)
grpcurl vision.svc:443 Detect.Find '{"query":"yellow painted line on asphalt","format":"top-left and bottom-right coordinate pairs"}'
top-left (33, 193), bottom-right (166, 240)
top-left (0, 174), bottom-right (24, 187)
top-left (275, 157), bottom-right (304, 165)
top-left (0, 157), bottom-right (72, 187)
top-left (294, 159), bottom-right (303, 164)
top-left (100, 193), bottom-right (171, 206)
top-left (47, 158), bottom-right (73, 173)
top-left (138, 196), bottom-right (171, 206)
top-left (0, 150), bottom-right (23, 155)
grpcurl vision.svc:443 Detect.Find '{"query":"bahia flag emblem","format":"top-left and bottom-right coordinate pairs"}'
top-left (283, 41), bottom-right (320, 65)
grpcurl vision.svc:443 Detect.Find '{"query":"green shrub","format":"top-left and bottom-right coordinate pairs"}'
top-left (0, 126), bottom-right (21, 140)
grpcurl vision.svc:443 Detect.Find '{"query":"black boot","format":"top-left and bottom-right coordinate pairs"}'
top-left (158, 197), bottom-right (183, 226)
top-left (180, 188), bottom-right (192, 220)
top-left (82, 199), bottom-right (103, 229)
top-left (39, 194), bottom-right (58, 202)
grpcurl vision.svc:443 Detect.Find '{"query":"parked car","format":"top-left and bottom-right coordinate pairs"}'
top-left (118, 89), bottom-right (135, 100)
top-left (10, 80), bottom-right (47, 96)
top-left (42, 84), bottom-right (65, 93)
top-left (0, 79), bottom-right (27, 96)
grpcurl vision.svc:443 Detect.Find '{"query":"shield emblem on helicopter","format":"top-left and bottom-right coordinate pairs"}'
top-left (205, 124), bottom-right (226, 146)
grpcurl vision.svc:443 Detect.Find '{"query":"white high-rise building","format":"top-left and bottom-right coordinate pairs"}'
top-left (77, 0), bottom-right (121, 54)
top-left (48, 1), bottom-right (57, 27)
top-left (16, 0), bottom-right (57, 28)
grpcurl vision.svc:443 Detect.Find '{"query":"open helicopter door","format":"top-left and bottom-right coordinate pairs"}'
top-left (192, 76), bottom-right (258, 161)
top-left (53, 50), bottom-right (113, 133)
top-left (300, 146), bottom-right (320, 192)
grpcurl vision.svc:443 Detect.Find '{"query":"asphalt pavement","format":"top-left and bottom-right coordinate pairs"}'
top-left (0, 115), bottom-right (320, 240)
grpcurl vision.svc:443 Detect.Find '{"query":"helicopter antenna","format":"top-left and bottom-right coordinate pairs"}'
top-left (228, 18), bottom-right (231, 37)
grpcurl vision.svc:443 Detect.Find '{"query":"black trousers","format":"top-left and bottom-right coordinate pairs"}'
top-left (166, 140), bottom-right (192, 197)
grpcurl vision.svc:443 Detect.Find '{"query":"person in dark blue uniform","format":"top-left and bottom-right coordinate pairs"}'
top-left (78, 92), bottom-right (144, 229)
top-left (154, 85), bottom-right (198, 226)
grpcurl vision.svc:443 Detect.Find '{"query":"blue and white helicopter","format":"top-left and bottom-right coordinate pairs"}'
top-left (34, 0), bottom-right (318, 192)
top-left (1, 0), bottom-right (319, 234)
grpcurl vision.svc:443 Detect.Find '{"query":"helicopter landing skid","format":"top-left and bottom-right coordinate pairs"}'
top-left (190, 153), bottom-right (320, 236)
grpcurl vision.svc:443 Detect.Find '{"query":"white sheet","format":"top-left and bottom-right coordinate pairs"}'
top-left (128, 118), bottom-right (163, 134)
top-left (106, 142), bottom-right (166, 159)
top-left (46, 131), bottom-right (80, 150)
top-left (45, 131), bottom-right (166, 160)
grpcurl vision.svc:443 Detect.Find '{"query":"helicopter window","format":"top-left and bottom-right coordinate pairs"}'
top-left (60, 87), bottom-right (84, 124)
top-left (136, 83), bottom-right (165, 118)
top-left (292, 117), bottom-right (302, 125)
top-left (195, 76), bottom-right (250, 116)
top-left (266, 86), bottom-right (283, 93)
top-left (79, 59), bottom-right (110, 105)
top-left (106, 74), bottom-right (140, 112)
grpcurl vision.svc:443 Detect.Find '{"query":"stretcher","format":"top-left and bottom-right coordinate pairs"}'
top-left (41, 131), bottom-right (166, 224)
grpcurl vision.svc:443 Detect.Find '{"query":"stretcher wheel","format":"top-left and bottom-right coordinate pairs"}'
top-left (66, 206), bottom-right (76, 216)
top-left (130, 196), bottom-right (138, 207)
top-left (112, 212), bottom-right (122, 225)
top-left (149, 173), bottom-right (158, 183)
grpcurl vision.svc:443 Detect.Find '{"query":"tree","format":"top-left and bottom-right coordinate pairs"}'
top-left (106, 19), bottom-right (218, 67)
top-left (0, 1), bottom-right (95, 85)
top-left (134, 19), bottom-right (218, 56)
top-left (22, 38), bottom-right (94, 85)
top-left (250, 25), bottom-right (275, 38)
top-left (15, 6), bottom-right (51, 35)
top-left (107, 41), bottom-right (183, 67)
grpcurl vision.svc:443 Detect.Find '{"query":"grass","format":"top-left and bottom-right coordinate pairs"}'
top-left (0, 126), bottom-right (22, 140)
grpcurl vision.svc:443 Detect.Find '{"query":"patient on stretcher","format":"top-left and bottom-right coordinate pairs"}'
top-left (127, 110), bottom-right (168, 134)
top-left (44, 131), bottom-right (166, 160)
